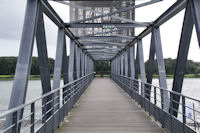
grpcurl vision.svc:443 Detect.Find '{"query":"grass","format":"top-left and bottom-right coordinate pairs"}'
top-left (95, 74), bottom-right (110, 77)
top-left (0, 74), bottom-right (199, 80)
top-left (0, 75), bottom-right (42, 80)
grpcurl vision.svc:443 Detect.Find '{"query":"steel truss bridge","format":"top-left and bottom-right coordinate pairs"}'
top-left (0, 0), bottom-right (200, 133)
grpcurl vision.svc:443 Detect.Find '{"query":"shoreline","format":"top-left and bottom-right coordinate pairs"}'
top-left (0, 74), bottom-right (199, 80)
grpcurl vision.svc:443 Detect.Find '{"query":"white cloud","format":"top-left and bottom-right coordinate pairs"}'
top-left (0, 0), bottom-right (199, 62)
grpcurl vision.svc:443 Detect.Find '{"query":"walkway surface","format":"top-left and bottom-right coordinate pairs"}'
top-left (56, 78), bottom-right (166, 133)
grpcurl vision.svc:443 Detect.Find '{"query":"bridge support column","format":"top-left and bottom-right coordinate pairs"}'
top-left (6, 0), bottom-right (40, 132)
top-left (85, 54), bottom-right (87, 75)
top-left (76, 46), bottom-right (81, 79)
top-left (124, 51), bottom-right (128, 77)
top-left (136, 40), bottom-right (146, 97)
top-left (53, 28), bottom-right (69, 116)
top-left (68, 40), bottom-right (75, 82)
top-left (153, 27), bottom-right (169, 111)
top-left (36, 4), bottom-right (52, 122)
top-left (81, 51), bottom-right (85, 77)
top-left (120, 54), bottom-right (124, 75)
top-left (129, 46), bottom-right (135, 78)
top-left (146, 31), bottom-right (155, 100)
top-left (171, 0), bottom-right (200, 117)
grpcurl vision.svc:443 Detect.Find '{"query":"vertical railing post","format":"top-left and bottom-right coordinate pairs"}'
top-left (12, 111), bottom-right (18, 133)
top-left (148, 84), bottom-right (151, 116)
top-left (154, 87), bottom-right (157, 121)
top-left (31, 103), bottom-right (35, 133)
top-left (182, 96), bottom-right (186, 132)
top-left (170, 92), bottom-right (173, 133)
top-left (42, 97), bottom-right (47, 124)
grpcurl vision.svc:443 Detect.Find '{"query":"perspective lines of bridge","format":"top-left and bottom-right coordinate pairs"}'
top-left (1, 0), bottom-right (200, 133)
top-left (55, 78), bottom-right (165, 133)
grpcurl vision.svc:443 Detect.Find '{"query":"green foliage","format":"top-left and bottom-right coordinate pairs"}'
top-left (0, 57), bottom-right (54, 75)
top-left (94, 61), bottom-right (110, 72)
top-left (1, 57), bottom-right (200, 78)
top-left (145, 58), bottom-right (200, 75)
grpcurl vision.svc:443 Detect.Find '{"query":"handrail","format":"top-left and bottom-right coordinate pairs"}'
top-left (0, 72), bottom-right (94, 133)
top-left (113, 73), bottom-right (200, 103)
top-left (0, 73), bottom-right (94, 119)
top-left (111, 73), bottom-right (198, 132)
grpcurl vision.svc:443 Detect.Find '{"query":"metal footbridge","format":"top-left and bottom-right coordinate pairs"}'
top-left (0, 0), bottom-right (200, 133)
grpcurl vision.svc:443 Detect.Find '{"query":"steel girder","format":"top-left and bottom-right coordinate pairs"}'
top-left (41, 0), bottom-right (94, 60)
top-left (171, 0), bottom-right (200, 117)
top-left (112, 0), bottom-right (187, 59)
top-left (58, 1), bottom-right (147, 25)
top-left (6, 0), bottom-right (40, 131)
top-left (66, 22), bottom-right (147, 28)
top-left (77, 35), bottom-right (135, 40)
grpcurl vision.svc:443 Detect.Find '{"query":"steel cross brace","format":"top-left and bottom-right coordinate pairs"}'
top-left (68, 0), bottom-right (161, 24)
top-left (58, 1), bottom-right (148, 25)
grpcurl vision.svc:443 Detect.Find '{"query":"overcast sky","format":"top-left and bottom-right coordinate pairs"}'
top-left (0, 0), bottom-right (199, 61)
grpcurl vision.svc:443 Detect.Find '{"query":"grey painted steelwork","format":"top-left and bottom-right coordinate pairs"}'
top-left (52, 28), bottom-right (66, 114)
top-left (82, 43), bottom-right (125, 47)
top-left (171, 0), bottom-right (196, 117)
top-left (66, 22), bottom-right (147, 28)
top-left (81, 40), bottom-right (126, 46)
top-left (129, 46), bottom-right (135, 78)
top-left (152, 27), bottom-right (169, 111)
top-left (76, 46), bottom-right (81, 79)
top-left (112, 0), bottom-right (187, 59)
top-left (70, 0), bottom-right (161, 24)
top-left (124, 51), bottom-right (128, 77)
top-left (2, 73), bottom-right (94, 133)
top-left (191, 0), bottom-right (200, 44)
top-left (59, 1), bottom-right (145, 25)
top-left (6, 0), bottom-right (39, 131)
top-left (111, 73), bottom-right (196, 133)
top-left (137, 40), bottom-right (146, 97)
top-left (68, 40), bottom-right (75, 82)
top-left (146, 31), bottom-right (156, 100)
top-left (120, 54), bottom-right (124, 75)
top-left (41, 0), bottom-right (93, 60)
top-left (3, 0), bottom-right (200, 132)
top-left (81, 52), bottom-right (85, 76)
top-left (77, 35), bottom-right (135, 40)
top-left (36, 6), bottom-right (52, 121)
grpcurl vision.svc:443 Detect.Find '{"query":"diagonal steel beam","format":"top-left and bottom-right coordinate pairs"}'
top-left (171, 0), bottom-right (194, 117)
top-left (36, 6), bottom-right (52, 122)
top-left (41, 0), bottom-right (94, 60)
top-left (6, 0), bottom-right (39, 132)
top-left (191, 0), bottom-right (200, 45)
top-left (112, 0), bottom-right (186, 60)
top-left (137, 40), bottom-right (146, 97)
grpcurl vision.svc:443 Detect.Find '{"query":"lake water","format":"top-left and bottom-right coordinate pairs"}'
top-left (0, 78), bottom-right (200, 112)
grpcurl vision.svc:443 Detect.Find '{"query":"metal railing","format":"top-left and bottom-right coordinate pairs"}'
top-left (0, 73), bottom-right (94, 133)
top-left (111, 73), bottom-right (198, 133)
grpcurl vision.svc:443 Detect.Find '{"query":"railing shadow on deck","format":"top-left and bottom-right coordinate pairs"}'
top-left (111, 73), bottom-right (199, 133)
top-left (0, 73), bottom-right (94, 133)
